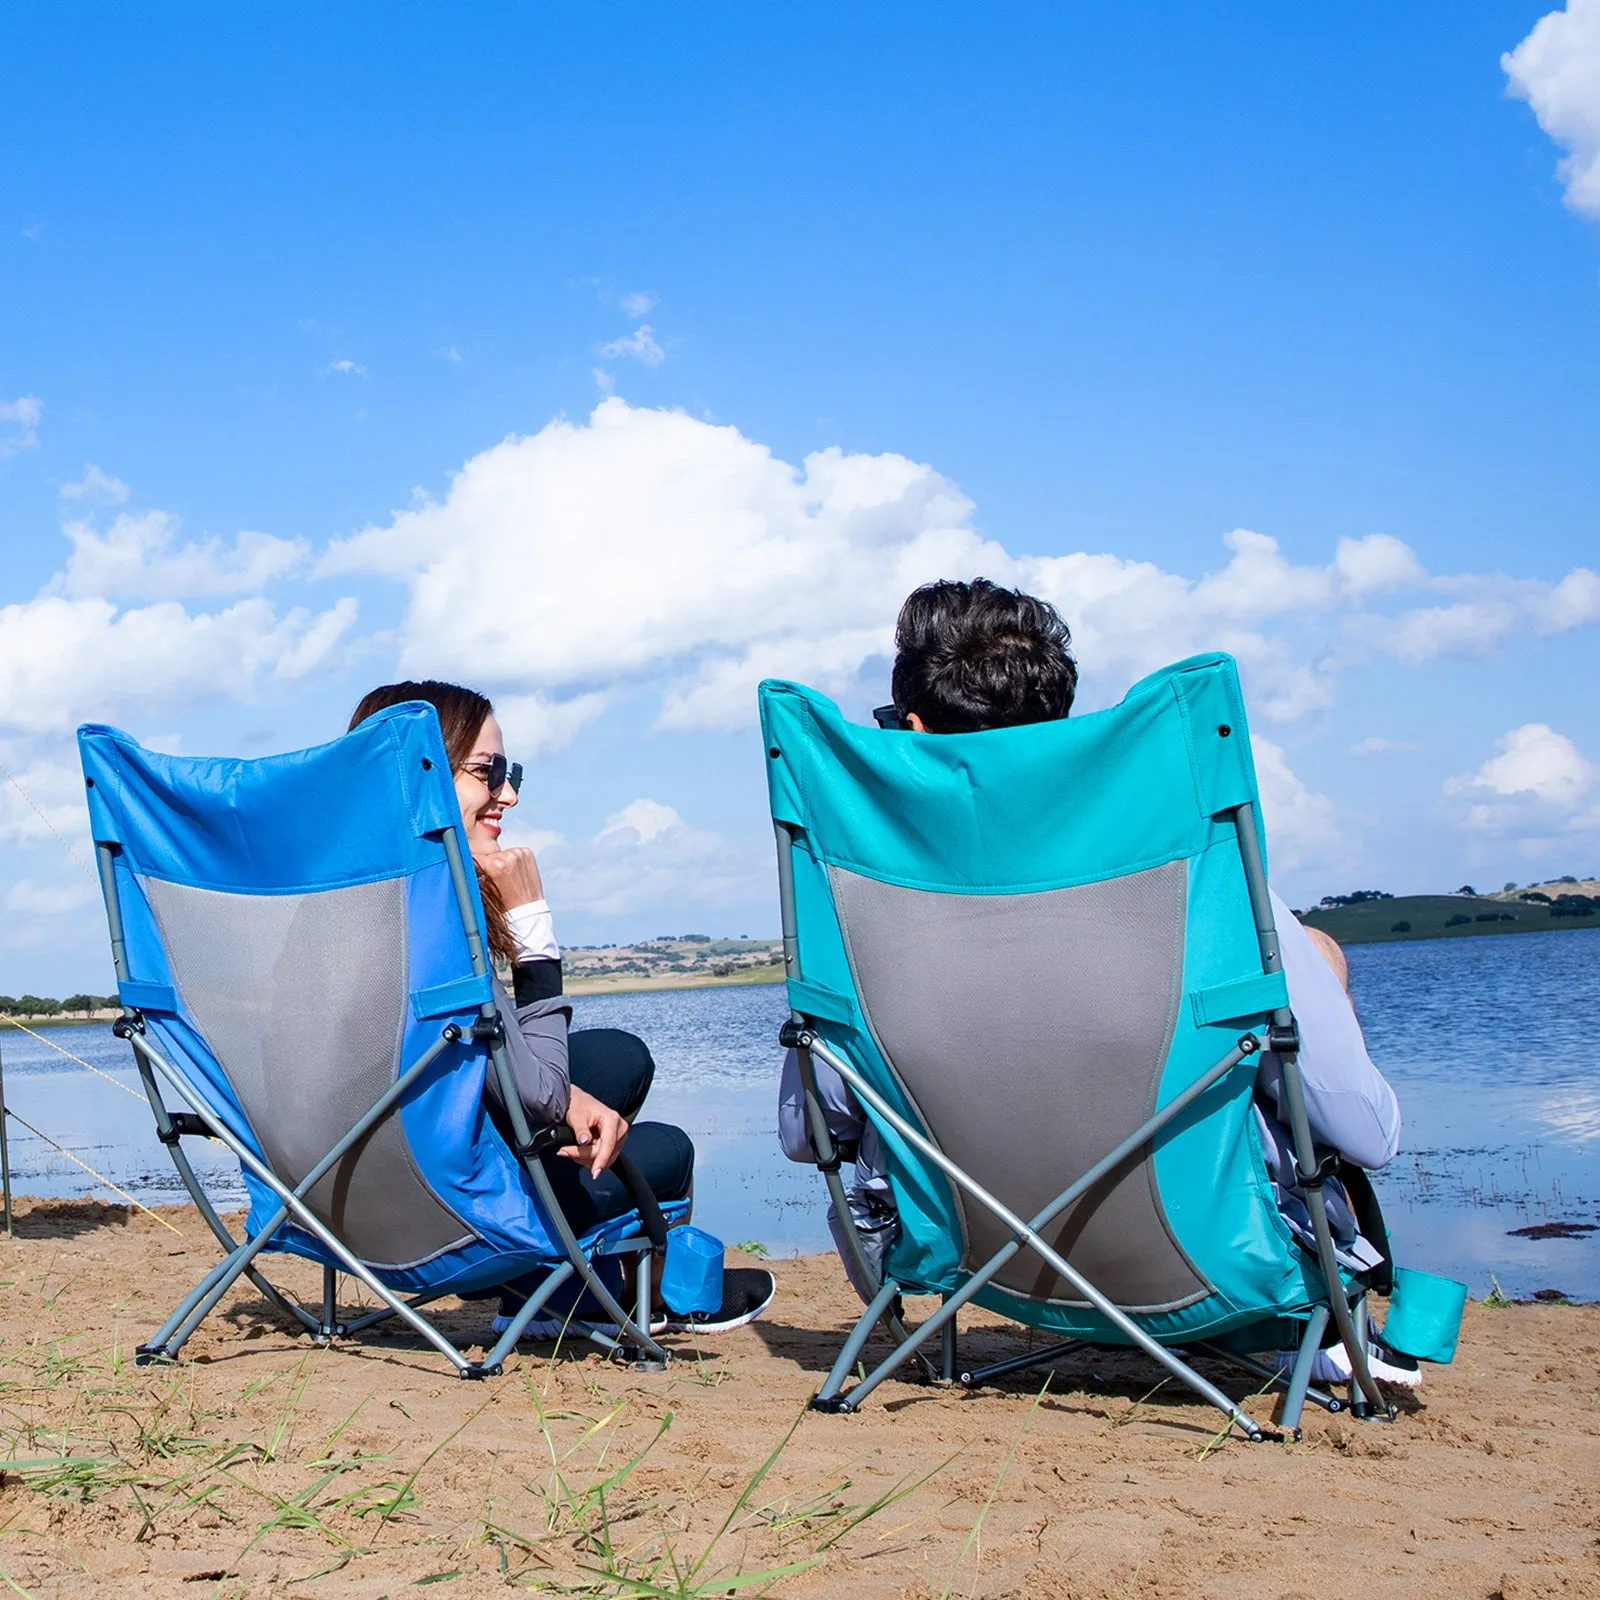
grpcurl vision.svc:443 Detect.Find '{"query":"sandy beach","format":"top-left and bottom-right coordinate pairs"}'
top-left (0, 1198), bottom-right (1594, 1599)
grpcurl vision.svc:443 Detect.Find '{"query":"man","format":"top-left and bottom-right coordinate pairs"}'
top-left (778, 578), bottom-right (1415, 1384)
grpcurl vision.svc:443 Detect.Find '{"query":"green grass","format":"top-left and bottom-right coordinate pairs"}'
top-left (0, 1323), bottom-right (958, 1597)
top-left (1299, 894), bottom-right (1595, 945)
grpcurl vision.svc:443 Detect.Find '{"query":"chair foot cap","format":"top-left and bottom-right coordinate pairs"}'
top-left (809, 1394), bottom-right (855, 1414)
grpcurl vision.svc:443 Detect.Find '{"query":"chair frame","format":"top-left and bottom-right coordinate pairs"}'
top-left (97, 825), bottom-right (670, 1378)
top-left (775, 799), bottom-right (1396, 1440)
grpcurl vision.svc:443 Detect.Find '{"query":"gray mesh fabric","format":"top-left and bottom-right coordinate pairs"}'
top-left (144, 875), bottom-right (471, 1269)
top-left (829, 860), bottom-right (1209, 1313)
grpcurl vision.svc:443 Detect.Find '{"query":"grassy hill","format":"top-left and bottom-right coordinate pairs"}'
top-left (1300, 893), bottom-right (1597, 945)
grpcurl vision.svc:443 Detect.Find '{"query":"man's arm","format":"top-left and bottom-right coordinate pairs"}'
top-left (1268, 889), bottom-right (1401, 1170)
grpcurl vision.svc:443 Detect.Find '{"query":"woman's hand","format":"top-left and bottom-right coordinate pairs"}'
top-left (560, 1084), bottom-right (629, 1174)
top-left (478, 845), bottom-right (544, 909)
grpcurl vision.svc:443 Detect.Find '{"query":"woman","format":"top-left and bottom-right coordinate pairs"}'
top-left (349, 680), bottom-right (775, 1336)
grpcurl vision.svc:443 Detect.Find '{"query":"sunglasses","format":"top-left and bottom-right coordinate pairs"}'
top-left (457, 754), bottom-right (524, 796)
top-left (871, 703), bottom-right (909, 730)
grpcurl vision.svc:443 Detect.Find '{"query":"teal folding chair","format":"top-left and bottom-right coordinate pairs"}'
top-left (760, 653), bottom-right (1396, 1440)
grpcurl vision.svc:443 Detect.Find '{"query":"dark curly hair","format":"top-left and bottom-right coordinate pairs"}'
top-left (890, 579), bottom-right (1077, 733)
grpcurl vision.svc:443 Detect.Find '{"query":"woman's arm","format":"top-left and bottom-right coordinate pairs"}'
top-left (485, 984), bottom-right (573, 1128)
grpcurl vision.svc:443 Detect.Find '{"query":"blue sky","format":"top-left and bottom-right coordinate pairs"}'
top-left (2, 3), bottom-right (1598, 993)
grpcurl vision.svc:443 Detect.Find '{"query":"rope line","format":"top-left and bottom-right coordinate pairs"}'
top-left (0, 1015), bottom-right (145, 1101)
top-left (0, 758), bottom-right (94, 879)
top-left (1, 1107), bottom-right (184, 1237)
top-left (0, 759), bottom-right (183, 1239)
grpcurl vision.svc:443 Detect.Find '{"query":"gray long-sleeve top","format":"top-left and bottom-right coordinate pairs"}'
top-left (482, 967), bottom-right (571, 1129)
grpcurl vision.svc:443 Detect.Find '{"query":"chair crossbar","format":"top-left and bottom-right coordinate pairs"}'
top-left (959, 1338), bottom-right (1085, 1389)
top-left (806, 1032), bottom-right (1273, 1439)
top-left (130, 1031), bottom-right (479, 1370)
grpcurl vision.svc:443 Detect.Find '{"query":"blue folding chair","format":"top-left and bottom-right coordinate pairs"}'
top-left (78, 702), bottom-right (682, 1376)
top-left (760, 653), bottom-right (1396, 1439)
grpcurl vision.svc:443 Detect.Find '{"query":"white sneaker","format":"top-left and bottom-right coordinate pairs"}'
top-left (1276, 1334), bottom-right (1422, 1389)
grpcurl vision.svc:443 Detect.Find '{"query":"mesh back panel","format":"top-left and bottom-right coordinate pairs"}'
top-left (144, 875), bottom-right (471, 1269)
top-left (829, 860), bottom-right (1209, 1312)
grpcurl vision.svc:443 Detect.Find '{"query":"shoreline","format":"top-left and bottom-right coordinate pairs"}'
top-left (565, 961), bottom-right (784, 997)
top-left (0, 964), bottom-right (790, 1030)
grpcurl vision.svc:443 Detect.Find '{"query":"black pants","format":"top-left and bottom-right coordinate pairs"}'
top-left (539, 1028), bottom-right (694, 1235)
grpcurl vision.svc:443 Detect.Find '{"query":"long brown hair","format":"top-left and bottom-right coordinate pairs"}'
top-left (349, 680), bottom-right (517, 965)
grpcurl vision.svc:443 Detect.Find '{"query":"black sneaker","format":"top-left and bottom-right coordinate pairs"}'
top-left (663, 1267), bottom-right (776, 1333)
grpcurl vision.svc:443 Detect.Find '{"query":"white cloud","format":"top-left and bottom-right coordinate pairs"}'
top-left (1250, 736), bottom-right (1352, 873)
top-left (4, 877), bottom-right (95, 917)
top-left (598, 797), bottom-right (682, 846)
top-left (441, 345), bottom-right (464, 365)
top-left (59, 464), bottom-right (131, 506)
top-left (1445, 723), bottom-right (1599, 834)
top-left (327, 359), bottom-right (367, 377)
top-left (322, 398), bottom-right (1003, 732)
top-left (597, 326), bottom-right (666, 368)
top-left (620, 290), bottom-right (658, 318)
top-left (506, 796), bottom-right (762, 919)
top-left (1505, 0), bottom-right (1600, 219)
top-left (0, 395), bottom-right (42, 458)
top-left (53, 510), bottom-right (309, 600)
top-left (0, 751), bottom-right (89, 848)
top-left (493, 690), bottom-right (613, 760)
top-left (319, 399), bottom-right (1600, 749)
top-left (1349, 735), bottom-right (1421, 755)
top-left (0, 594), bottom-right (358, 735)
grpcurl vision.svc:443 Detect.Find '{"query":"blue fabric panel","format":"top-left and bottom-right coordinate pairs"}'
top-left (758, 655), bottom-right (1342, 1341)
top-left (785, 977), bottom-right (857, 1025)
top-left (758, 656), bottom-right (1252, 896)
top-left (410, 973), bottom-right (495, 1021)
top-left (117, 979), bottom-right (177, 1012)
top-left (1188, 971), bottom-right (1290, 1027)
top-left (79, 701), bottom-right (464, 892)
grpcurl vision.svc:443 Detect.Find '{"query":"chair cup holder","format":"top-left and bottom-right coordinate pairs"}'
top-left (660, 1225), bottom-right (724, 1316)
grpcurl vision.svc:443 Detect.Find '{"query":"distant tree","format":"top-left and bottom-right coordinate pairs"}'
top-left (1520, 891), bottom-right (1552, 904)
top-left (1557, 875), bottom-right (1578, 884)
top-left (1456, 885), bottom-right (1477, 897)
top-left (0, 996), bottom-right (17, 1015)
top-left (62, 993), bottom-right (97, 1017)
top-left (18, 994), bottom-right (61, 1016)
top-left (711, 961), bottom-right (737, 977)
top-left (1474, 913), bottom-right (1501, 923)
top-left (1389, 921), bottom-right (1412, 933)
top-left (1504, 881), bottom-right (1518, 892)
top-left (1317, 889), bottom-right (1394, 908)
top-left (1445, 914), bottom-right (1472, 927)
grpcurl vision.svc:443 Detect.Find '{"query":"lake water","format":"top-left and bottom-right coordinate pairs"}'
top-left (1, 925), bottom-right (1595, 1300)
